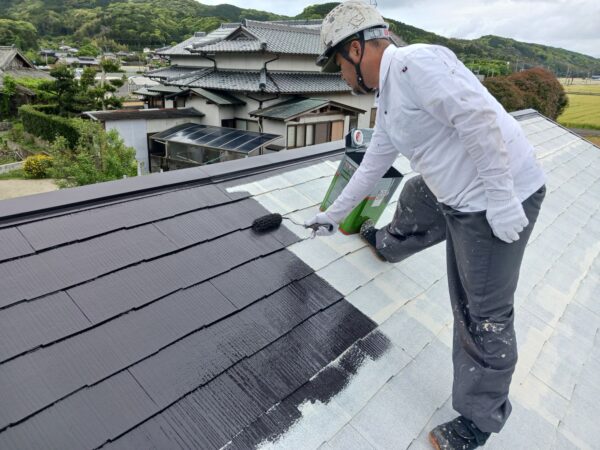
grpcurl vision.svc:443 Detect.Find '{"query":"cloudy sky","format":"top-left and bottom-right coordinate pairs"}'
top-left (199, 0), bottom-right (600, 58)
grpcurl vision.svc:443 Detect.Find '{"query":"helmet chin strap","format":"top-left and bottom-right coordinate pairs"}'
top-left (339, 33), bottom-right (375, 95)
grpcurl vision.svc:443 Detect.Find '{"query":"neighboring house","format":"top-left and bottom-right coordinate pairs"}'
top-left (142, 19), bottom-right (403, 150)
top-left (57, 56), bottom-right (100, 68)
top-left (82, 108), bottom-right (205, 173)
top-left (0, 110), bottom-right (598, 449)
top-left (128, 75), bottom-right (160, 94)
top-left (0, 46), bottom-right (53, 114)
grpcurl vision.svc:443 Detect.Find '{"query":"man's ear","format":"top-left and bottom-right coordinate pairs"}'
top-left (349, 40), bottom-right (362, 61)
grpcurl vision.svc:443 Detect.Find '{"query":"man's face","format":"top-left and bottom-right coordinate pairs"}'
top-left (335, 42), bottom-right (367, 95)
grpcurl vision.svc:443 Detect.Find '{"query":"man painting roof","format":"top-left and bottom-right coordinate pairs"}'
top-left (305, 1), bottom-right (546, 448)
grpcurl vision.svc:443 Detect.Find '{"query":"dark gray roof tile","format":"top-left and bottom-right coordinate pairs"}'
top-left (211, 250), bottom-right (312, 308)
top-left (68, 229), bottom-right (284, 324)
top-left (0, 142), bottom-right (378, 449)
top-left (128, 274), bottom-right (345, 409)
top-left (0, 225), bottom-right (177, 309)
top-left (109, 297), bottom-right (371, 450)
top-left (0, 371), bottom-right (157, 450)
top-left (17, 184), bottom-right (230, 251)
top-left (0, 292), bottom-right (90, 363)
top-left (0, 228), bottom-right (34, 262)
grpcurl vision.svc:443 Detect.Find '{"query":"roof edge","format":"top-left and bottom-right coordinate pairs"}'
top-left (0, 141), bottom-right (344, 227)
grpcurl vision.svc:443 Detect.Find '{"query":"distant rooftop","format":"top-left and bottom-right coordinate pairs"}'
top-left (160, 19), bottom-right (323, 57)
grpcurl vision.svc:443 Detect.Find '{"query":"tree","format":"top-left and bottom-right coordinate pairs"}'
top-left (49, 64), bottom-right (78, 115)
top-left (0, 75), bottom-right (17, 119)
top-left (77, 43), bottom-right (100, 57)
top-left (483, 76), bottom-right (525, 113)
top-left (0, 19), bottom-right (38, 50)
top-left (48, 121), bottom-right (137, 187)
top-left (484, 67), bottom-right (568, 119)
top-left (508, 68), bottom-right (568, 119)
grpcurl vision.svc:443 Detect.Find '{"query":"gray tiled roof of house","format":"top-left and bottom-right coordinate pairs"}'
top-left (0, 46), bottom-right (32, 70)
top-left (160, 19), bottom-right (321, 56)
top-left (159, 68), bottom-right (350, 94)
top-left (147, 65), bottom-right (212, 81)
top-left (250, 97), bottom-right (365, 121)
top-left (183, 88), bottom-right (246, 106)
top-left (1, 110), bottom-right (597, 449)
top-left (158, 26), bottom-right (240, 56)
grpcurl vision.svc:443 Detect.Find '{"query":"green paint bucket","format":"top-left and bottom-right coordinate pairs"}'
top-left (320, 129), bottom-right (403, 235)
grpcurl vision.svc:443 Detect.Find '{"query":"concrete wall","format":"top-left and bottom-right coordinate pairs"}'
top-left (0, 161), bottom-right (23, 174)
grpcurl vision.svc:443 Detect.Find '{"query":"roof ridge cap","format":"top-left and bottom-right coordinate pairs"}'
top-left (244, 20), bottom-right (320, 35)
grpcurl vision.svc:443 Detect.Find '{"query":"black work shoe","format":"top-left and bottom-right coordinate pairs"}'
top-left (429, 416), bottom-right (491, 450)
top-left (359, 220), bottom-right (386, 261)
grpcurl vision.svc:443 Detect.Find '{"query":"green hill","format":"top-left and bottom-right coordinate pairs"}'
top-left (295, 3), bottom-right (599, 77)
top-left (1, 0), bottom-right (598, 76)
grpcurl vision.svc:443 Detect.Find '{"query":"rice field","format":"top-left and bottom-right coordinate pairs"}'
top-left (558, 81), bottom-right (600, 130)
top-left (587, 136), bottom-right (600, 147)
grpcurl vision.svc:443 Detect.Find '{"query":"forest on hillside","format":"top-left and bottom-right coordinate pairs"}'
top-left (1, 0), bottom-right (598, 76)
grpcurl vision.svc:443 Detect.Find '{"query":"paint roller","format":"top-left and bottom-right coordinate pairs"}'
top-left (251, 213), bottom-right (333, 236)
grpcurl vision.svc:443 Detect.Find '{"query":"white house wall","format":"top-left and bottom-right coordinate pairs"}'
top-left (183, 98), bottom-right (224, 126)
top-left (105, 120), bottom-right (148, 172)
top-left (145, 117), bottom-right (203, 134)
top-left (169, 54), bottom-right (317, 71)
top-left (323, 92), bottom-right (377, 129)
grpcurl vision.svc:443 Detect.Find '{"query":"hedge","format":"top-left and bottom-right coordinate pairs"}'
top-left (31, 104), bottom-right (60, 115)
top-left (18, 105), bottom-right (81, 148)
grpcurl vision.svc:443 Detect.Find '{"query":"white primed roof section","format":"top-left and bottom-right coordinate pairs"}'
top-left (226, 112), bottom-right (600, 449)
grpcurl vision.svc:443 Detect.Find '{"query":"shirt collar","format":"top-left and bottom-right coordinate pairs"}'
top-left (378, 44), bottom-right (396, 96)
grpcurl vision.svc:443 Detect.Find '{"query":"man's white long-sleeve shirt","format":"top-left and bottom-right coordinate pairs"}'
top-left (326, 44), bottom-right (546, 224)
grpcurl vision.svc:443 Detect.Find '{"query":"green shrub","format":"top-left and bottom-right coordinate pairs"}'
top-left (18, 105), bottom-right (81, 148)
top-left (49, 122), bottom-right (137, 187)
top-left (31, 104), bottom-right (60, 115)
top-left (23, 154), bottom-right (53, 178)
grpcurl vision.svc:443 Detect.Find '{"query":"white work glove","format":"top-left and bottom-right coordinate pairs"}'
top-left (486, 196), bottom-right (529, 243)
top-left (304, 212), bottom-right (338, 237)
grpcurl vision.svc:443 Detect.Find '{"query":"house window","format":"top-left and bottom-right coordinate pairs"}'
top-left (287, 126), bottom-right (296, 148)
top-left (369, 108), bottom-right (377, 128)
top-left (315, 122), bottom-right (330, 145)
top-left (174, 96), bottom-right (186, 108)
top-left (287, 120), bottom-right (346, 149)
top-left (349, 116), bottom-right (358, 131)
top-left (221, 119), bottom-right (235, 128)
top-left (331, 120), bottom-right (344, 141)
top-left (306, 124), bottom-right (314, 146)
top-left (234, 118), bottom-right (259, 131)
top-left (296, 125), bottom-right (306, 148)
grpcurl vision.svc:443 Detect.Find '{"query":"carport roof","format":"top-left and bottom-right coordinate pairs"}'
top-left (151, 123), bottom-right (282, 154)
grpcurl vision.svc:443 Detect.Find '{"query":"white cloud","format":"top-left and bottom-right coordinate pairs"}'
top-left (197, 0), bottom-right (600, 58)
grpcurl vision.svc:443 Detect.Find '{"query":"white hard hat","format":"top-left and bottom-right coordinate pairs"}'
top-left (317, 0), bottom-right (389, 73)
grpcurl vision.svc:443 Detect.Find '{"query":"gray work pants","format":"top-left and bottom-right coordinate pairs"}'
top-left (375, 175), bottom-right (546, 433)
top-left (376, 176), bottom-right (447, 263)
